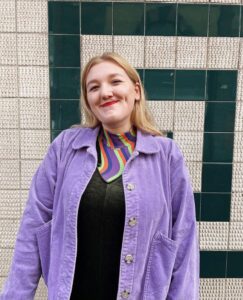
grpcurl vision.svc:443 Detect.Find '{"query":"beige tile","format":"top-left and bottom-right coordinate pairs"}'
top-left (0, 130), bottom-right (19, 159)
top-left (200, 222), bottom-right (229, 250)
top-left (0, 98), bottom-right (19, 129)
top-left (0, 34), bottom-right (17, 65)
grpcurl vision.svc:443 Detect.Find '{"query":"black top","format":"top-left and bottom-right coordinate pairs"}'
top-left (70, 169), bottom-right (125, 300)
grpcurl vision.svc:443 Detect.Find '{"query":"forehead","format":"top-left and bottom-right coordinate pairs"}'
top-left (86, 61), bottom-right (129, 82)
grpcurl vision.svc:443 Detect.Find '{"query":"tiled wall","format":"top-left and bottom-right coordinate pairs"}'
top-left (1, 0), bottom-right (243, 299)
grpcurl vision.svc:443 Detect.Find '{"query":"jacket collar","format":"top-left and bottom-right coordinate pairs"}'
top-left (72, 126), bottom-right (160, 154)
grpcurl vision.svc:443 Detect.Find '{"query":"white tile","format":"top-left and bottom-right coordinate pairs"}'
top-left (208, 37), bottom-right (239, 69)
top-left (0, 0), bottom-right (16, 32)
top-left (233, 132), bottom-right (243, 162)
top-left (0, 190), bottom-right (21, 219)
top-left (232, 163), bottom-right (243, 192)
top-left (239, 39), bottom-right (243, 69)
top-left (0, 98), bottom-right (19, 129)
top-left (20, 189), bottom-right (29, 216)
top-left (186, 161), bottom-right (202, 192)
top-left (236, 69), bottom-right (243, 101)
top-left (35, 278), bottom-right (48, 300)
top-left (226, 279), bottom-right (243, 300)
top-left (174, 101), bottom-right (205, 131)
top-left (17, 1), bottom-right (48, 33)
top-left (20, 130), bottom-right (50, 160)
top-left (200, 279), bottom-right (225, 300)
top-left (18, 67), bottom-right (49, 98)
top-left (173, 132), bottom-right (203, 162)
top-left (20, 160), bottom-right (41, 189)
top-left (200, 222), bottom-right (228, 250)
top-left (0, 219), bottom-right (20, 248)
top-left (0, 248), bottom-right (14, 276)
top-left (146, 100), bottom-right (174, 131)
top-left (176, 37), bottom-right (207, 69)
top-left (231, 192), bottom-right (243, 222)
top-left (0, 277), bottom-right (7, 294)
top-left (211, 0), bottom-right (240, 3)
top-left (0, 130), bottom-right (19, 159)
top-left (17, 34), bottom-right (48, 65)
top-left (0, 160), bottom-right (20, 189)
top-left (0, 67), bottom-right (18, 97)
top-left (20, 98), bottom-right (50, 129)
top-left (145, 36), bottom-right (176, 69)
top-left (0, 34), bottom-right (17, 65)
top-left (114, 36), bottom-right (144, 68)
top-left (235, 102), bottom-right (243, 132)
top-left (229, 222), bottom-right (243, 250)
top-left (81, 35), bottom-right (112, 70)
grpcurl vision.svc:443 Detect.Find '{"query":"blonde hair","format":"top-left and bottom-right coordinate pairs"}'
top-left (80, 52), bottom-right (163, 136)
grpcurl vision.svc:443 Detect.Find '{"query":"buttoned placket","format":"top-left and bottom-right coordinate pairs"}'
top-left (117, 151), bottom-right (139, 299)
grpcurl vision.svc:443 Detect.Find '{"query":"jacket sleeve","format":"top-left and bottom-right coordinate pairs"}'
top-left (166, 140), bottom-right (200, 300)
top-left (0, 138), bottom-right (59, 300)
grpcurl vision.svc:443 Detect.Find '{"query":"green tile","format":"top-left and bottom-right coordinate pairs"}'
top-left (146, 4), bottom-right (176, 36)
top-left (49, 35), bottom-right (80, 67)
top-left (194, 193), bottom-right (201, 221)
top-left (207, 71), bottom-right (237, 101)
top-left (200, 251), bottom-right (226, 278)
top-left (113, 3), bottom-right (144, 35)
top-left (202, 164), bottom-right (232, 193)
top-left (201, 193), bottom-right (231, 221)
top-left (81, 2), bottom-right (112, 35)
top-left (227, 252), bottom-right (243, 278)
top-left (50, 68), bottom-right (80, 99)
top-left (145, 70), bottom-right (175, 100)
top-left (203, 133), bottom-right (234, 163)
top-left (209, 5), bottom-right (240, 37)
top-left (166, 131), bottom-right (173, 139)
top-left (51, 130), bottom-right (62, 142)
top-left (177, 4), bottom-right (209, 36)
top-left (175, 70), bottom-right (206, 100)
top-left (204, 102), bottom-right (236, 132)
top-left (48, 2), bottom-right (80, 34)
top-left (136, 69), bottom-right (144, 85)
top-left (51, 100), bottom-right (80, 130)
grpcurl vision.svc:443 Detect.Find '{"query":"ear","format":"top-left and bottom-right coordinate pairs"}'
top-left (134, 82), bottom-right (141, 101)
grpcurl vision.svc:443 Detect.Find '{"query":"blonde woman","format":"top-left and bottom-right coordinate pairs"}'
top-left (1, 53), bottom-right (199, 300)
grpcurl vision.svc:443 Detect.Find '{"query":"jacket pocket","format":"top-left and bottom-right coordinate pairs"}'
top-left (143, 232), bottom-right (178, 300)
top-left (36, 220), bottom-right (52, 285)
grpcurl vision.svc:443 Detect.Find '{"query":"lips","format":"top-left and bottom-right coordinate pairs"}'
top-left (100, 100), bottom-right (119, 107)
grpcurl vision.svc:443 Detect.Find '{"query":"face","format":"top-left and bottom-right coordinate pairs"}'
top-left (85, 61), bottom-right (140, 133)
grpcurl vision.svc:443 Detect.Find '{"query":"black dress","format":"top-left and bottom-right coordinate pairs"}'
top-left (70, 168), bottom-right (125, 300)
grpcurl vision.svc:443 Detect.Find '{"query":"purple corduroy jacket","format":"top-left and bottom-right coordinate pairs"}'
top-left (0, 126), bottom-right (199, 300)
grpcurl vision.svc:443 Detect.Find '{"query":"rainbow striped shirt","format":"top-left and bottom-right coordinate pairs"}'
top-left (97, 127), bottom-right (137, 183)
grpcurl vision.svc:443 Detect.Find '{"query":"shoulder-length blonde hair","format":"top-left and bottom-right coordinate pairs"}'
top-left (80, 52), bottom-right (162, 136)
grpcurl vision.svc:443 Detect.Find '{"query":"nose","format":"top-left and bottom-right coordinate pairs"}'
top-left (100, 83), bottom-right (113, 99)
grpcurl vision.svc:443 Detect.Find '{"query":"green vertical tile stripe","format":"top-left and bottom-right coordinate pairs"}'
top-left (175, 70), bottom-right (206, 100)
top-left (81, 2), bottom-right (112, 35)
top-left (51, 100), bottom-right (80, 130)
top-left (145, 4), bottom-right (176, 36)
top-left (48, 2), bottom-right (80, 34)
top-left (177, 4), bottom-right (209, 36)
top-left (201, 193), bottom-right (231, 222)
top-left (194, 193), bottom-right (201, 222)
top-left (145, 70), bottom-right (175, 100)
top-left (203, 133), bottom-right (234, 163)
top-left (49, 35), bottom-right (80, 67)
top-left (207, 71), bottom-right (237, 101)
top-left (200, 251), bottom-right (227, 278)
top-left (113, 2), bottom-right (144, 35)
top-left (227, 252), bottom-right (243, 278)
top-left (50, 68), bottom-right (80, 99)
top-left (209, 5), bottom-right (241, 37)
top-left (202, 164), bottom-right (232, 193)
top-left (204, 102), bottom-right (236, 132)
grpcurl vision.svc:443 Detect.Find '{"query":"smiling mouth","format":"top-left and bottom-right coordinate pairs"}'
top-left (100, 100), bottom-right (119, 107)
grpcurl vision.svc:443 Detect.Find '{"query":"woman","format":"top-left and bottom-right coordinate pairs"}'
top-left (1, 53), bottom-right (199, 300)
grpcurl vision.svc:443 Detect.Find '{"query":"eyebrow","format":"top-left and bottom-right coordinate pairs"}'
top-left (86, 73), bottom-right (123, 87)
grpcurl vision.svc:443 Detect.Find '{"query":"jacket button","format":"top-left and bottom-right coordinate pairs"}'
top-left (121, 290), bottom-right (130, 298)
top-left (125, 254), bottom-right (134, 264)
top-left (126, 183), bottom-right (135, 191)
top-left (128, 217), bottom-right (137, 227)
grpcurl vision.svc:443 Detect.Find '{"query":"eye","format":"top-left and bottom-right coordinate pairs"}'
top-left (112, 79), bottom-right (122, 85)
top-left (89, 85), bottom-right (99, 92)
